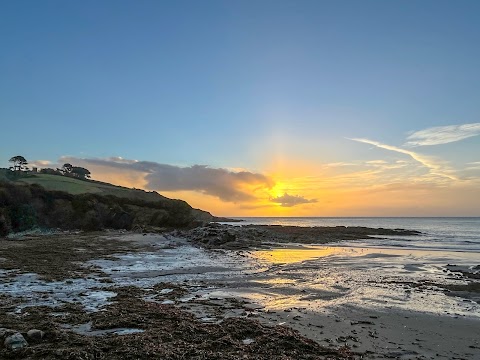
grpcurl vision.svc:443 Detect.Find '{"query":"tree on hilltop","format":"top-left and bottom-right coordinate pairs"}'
top-left (9, 155), bottom-right (29, 172)
top-left (60, 163), bottom-right (73, 175)
top-left (70, 166), bottom-right (91, 179)
top-left (40, 168), bottom-right (61, 175)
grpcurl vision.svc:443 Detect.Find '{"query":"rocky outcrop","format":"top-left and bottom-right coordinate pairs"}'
top-left (178, 223), bottom-right (422, 250)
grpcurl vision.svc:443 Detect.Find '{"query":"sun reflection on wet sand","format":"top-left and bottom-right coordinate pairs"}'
top-left (238, 245), bottom-right (480, 317)
top-left (252, 247), bottom-right (349, 264)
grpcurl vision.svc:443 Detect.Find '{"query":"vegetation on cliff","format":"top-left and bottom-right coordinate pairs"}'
top-left (0, 180), bottom-right (199, 236)
top-left (0, 160), bottom-right (225, 236)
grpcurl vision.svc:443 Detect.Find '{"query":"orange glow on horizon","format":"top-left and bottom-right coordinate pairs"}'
top-left (86, 155), bottom-right (480, 217)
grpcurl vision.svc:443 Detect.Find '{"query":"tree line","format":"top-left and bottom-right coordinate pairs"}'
top-left (8, 155), bottom-right (91, 180)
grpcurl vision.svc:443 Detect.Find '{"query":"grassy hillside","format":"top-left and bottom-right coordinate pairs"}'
top-left (16, 173), bottom-right (168, 203)
top-left (0, 169), bottom-right (168, 203)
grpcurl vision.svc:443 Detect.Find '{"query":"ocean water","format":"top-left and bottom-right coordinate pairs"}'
top-left (217, 217), bottom-right (480, 318)
top-left (229, 217), bottom-right (480, 253)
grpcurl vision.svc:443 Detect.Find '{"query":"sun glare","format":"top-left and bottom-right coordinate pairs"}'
top-left (269, 182), bottom-right (287, 199)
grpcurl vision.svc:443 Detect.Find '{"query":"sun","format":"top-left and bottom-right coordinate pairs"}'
top-left (269, 182), bottom-right (287, 199)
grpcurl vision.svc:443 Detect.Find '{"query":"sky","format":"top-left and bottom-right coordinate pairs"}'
top-left (1, 0), bottom-right (480, 216)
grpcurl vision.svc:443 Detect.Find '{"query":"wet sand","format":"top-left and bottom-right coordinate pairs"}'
top-left (0, 229), bottom-right (479, 359)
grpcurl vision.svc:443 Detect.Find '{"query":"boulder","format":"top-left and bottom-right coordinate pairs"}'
top-left (0, 328), bottom-right (16, 339)
top-left (4, 332), bottom-right (28, 350)
top-left (27, 329), bottom-right (45, 341)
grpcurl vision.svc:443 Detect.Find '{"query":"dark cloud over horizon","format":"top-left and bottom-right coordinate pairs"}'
top-left (60, 156), bottom-right (274, 202)
top-left (270, 193), bottom-right (317, 207)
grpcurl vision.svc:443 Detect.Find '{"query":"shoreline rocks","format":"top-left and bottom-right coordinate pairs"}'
top-left (177, 223), bottom-right (422, 250)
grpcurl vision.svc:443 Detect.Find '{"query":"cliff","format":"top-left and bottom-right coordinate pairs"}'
top-left (0, 170), bottom-right (230, 236)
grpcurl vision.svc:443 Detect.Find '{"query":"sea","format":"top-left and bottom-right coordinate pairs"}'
top-left (228, 217), bottom-right (480, 253)
top-left (217, 217), bottom-right (480, 317)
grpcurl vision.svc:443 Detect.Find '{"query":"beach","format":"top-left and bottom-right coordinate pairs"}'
top-left (0, 222), bottom-right (479, 359)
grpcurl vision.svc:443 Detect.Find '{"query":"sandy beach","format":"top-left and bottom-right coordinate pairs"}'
top-left (1, 227), bottom-right (479, 359)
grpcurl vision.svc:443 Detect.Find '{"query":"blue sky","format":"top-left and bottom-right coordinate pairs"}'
top-left (1, 1), bottom-right (480, 215)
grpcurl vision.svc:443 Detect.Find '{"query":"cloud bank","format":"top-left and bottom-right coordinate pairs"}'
top-left (270, 193), bottom-right (317, 207)
top-left (405, 123), bottom-right (480, 147)
top-left (61, 156), bottom-right (274, 202)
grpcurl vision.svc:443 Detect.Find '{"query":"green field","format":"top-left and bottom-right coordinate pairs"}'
top-left (0, 170), bottom-right (167, 203)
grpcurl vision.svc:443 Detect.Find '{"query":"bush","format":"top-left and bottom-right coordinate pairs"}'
top-left (8, 204), bottom-right (37, 232)
top-left (0, 208), bottom-right (11, 237)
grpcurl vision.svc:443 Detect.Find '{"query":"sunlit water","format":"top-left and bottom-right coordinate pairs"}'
top-left (230, 217), bottom-right (480, 252)
top-left (215, 218), bottom-right (480, 318)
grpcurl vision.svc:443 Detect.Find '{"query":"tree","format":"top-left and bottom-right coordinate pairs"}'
top-left (70, 166), bottom-right (91, 179)
top-left (40, 168), bottom-right (61, 175)
top-left (9, 156), bottom-right (28, 172)
top-left (60, 163), bottom-right (73, 175)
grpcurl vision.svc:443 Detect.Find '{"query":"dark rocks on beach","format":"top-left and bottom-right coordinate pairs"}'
top-left (179, 223), bottom-right (422, 250)
top-left (446, 264), bottom-right (480, 280)
top-left (4, 333), bottom-right (28, 351)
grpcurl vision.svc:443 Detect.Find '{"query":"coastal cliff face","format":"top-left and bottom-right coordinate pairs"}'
top-left (0, 180), bottom-right (215, 236)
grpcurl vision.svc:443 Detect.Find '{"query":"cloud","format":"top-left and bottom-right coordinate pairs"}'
top-left (464, 161), bottom-right (480, 171)
top-left (365, 160), bottom-right (388, 165)
top-left (405, 123), bottom-right (480, 147)
top-left (323, 162), bottom-right (358, 168)
top-left (270, 193), bottom-right (317, 207)
top-left (30, 160), bottom-right (52, 167)
top-left (349, 138), bottom-right (458, 181)
top-left (60, 156), bottom-right (274, 202)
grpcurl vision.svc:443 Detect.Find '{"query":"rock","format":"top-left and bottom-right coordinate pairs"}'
top-left (0, 328), bottom-right (16, 339)
top-left (200, 317), bottom-right (217, 323)
top-left (242, 338), bottom-right (255, 345)
top-left (27, 329), bottom-right (45, 341)
top-left (4, 333), bottom-right (28, 350)
top-left (159, 288), bottom-right (173, 294)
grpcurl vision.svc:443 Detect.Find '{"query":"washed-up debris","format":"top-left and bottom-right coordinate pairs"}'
top-left (336, 336), bottom-right (359, 343)
top-left (0, 287), bottom-right (360, 359)
top-left (350, 320), bottom-right (374, 326)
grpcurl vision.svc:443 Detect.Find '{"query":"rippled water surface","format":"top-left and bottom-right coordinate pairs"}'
top-left (230, 217), bottom-right (480, 252)
top-left (213, 218), bottom-right (480, 316)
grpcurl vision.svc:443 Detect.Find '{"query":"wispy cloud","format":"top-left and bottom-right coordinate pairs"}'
top-left (464, 161), bottom-right (480, 171)
top-left (349, 138), bottom-right (458, 181)
top-left (405, 123), bottom-right (480, 147)
top-left (270, 193), bottom-right (317, 207)
top-left (323, 162), bottom-right (358, 168)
